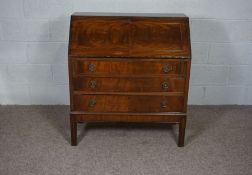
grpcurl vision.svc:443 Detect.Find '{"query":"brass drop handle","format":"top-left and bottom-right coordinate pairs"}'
top-left (89, 80), bottom-right (97, 89)
top-left (88, 63), bottom-right (96, 72)
top-left (160, 101), bottom-right (167, 108)
top-left (162, 81), bottom-right (169, 90)
top-left (163, 64), bottom-right (172, 73)
top-left (88, 99), bottom-right (96, 107)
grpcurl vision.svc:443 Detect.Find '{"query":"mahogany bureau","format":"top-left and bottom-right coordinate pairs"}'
top-left (68, 12), bottom-right (191, 147)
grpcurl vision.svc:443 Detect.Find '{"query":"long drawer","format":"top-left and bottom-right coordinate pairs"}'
top-left (73, 59), bottom-right (186, 76)
top-left (73, 76), bottom-right (185, 92)
top-left (73, 95), bottom-right (184, 113)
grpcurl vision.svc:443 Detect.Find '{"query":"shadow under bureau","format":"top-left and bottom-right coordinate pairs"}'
top-left (68, 12), bottom-right (191, 147)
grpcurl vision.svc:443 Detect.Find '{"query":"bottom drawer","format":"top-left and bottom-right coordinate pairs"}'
top-left (73, 95), bottom-right (184, 113)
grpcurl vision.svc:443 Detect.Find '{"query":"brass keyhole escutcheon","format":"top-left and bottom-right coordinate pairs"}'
top-left (88, 63), bottom-right (96, 72)
top-left (162, 81), bottom-right (169, 90)
top-left (89, 80), bottom-right (97, 89)
top-left (88, 99), bottom-right (96, 107)
top-left (163, 64), bottom-right (172, 73)
top-left (160, 101), bottom-right (167, 108)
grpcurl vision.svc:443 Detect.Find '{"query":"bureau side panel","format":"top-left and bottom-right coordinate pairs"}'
top-left (183, 59), bottom-right (191, 113)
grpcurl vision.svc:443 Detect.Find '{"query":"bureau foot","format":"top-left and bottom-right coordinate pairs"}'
top-left (70, 115), bottom-right (77, 146)
top-left (178, 116), bottom-right (186, 147)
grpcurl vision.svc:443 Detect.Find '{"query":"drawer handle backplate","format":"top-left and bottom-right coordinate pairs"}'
top-left (88, 99), bottom-right (96, 107)
top-left (162, 81), bottom-right (169, 90)
top-left (163, 64), bottom-right (172, 73)
top-left (89, 80), bottom-right (97, 89)
top-left (88, 63), bottom-right (96, 72)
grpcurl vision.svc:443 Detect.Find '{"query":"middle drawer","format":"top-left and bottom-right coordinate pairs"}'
top-left (73, 77), bottom-right (185, 92)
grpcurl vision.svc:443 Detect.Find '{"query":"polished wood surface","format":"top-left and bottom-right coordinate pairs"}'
top-left (69, 16), bottom-right (190, 58)
top-left (68, 13), bottom-right (191, 147)
top-left (73, 95), bottom-right (184, 112)
top-left (72, 12), bottom-right (188, 18)
top-left (73, 76), bottom-right (185, 92)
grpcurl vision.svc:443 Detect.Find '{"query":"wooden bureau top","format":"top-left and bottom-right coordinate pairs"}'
top-left (69, 12), bottom-right (191, 58)
top-left (72, 12), bottom-right (188, 18)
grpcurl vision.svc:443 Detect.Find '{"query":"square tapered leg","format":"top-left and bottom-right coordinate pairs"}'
top-left (70, 115), bottom-right (77, 146)
top-left (178, 116), bottom-right (186, 147)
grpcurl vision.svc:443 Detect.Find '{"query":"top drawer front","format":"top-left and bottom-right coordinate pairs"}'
top-left (69, 16), bottom-right (191, 58)
top-left (73, 59), bottom-right (186, 76)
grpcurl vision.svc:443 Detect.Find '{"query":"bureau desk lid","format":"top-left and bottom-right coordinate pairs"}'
top-left (69, 12), bottom-right (191, 58)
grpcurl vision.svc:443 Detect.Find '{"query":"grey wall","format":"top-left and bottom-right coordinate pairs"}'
top-left (0, 0), bottom-right (252, 105)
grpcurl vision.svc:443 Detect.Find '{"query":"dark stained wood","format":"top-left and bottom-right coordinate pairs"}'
top-left (70, 114), bottom-right (77, 146)
top-left (178, 116), bottom-right (186, 147)
top-left (183, 59), bottom-right (192, 113)
top-left (68, 13), bottom-right (191, 147)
